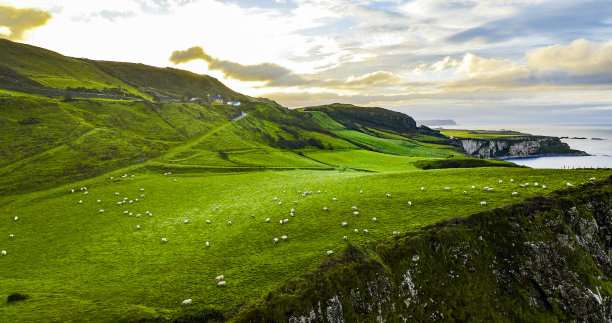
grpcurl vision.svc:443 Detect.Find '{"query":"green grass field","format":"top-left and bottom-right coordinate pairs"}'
top-left (440, 129), bottom-right (530, 139)
top-left (1, 166), bottom-right (609, 321)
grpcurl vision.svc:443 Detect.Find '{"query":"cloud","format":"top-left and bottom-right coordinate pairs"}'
top-left (527, 38), bottom-right (612, 75)
top-left (169, 46), bottom-right (309, 86)
top-left (99, 10), bottom-right (136, 22)
top-left (0, 5), bottom-right (52, 40)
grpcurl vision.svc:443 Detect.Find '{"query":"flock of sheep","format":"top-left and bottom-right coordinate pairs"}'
top-left (1, 171), bottom-right (598, 307)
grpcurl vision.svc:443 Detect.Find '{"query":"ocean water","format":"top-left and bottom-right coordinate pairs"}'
top-left (441, 124), bottom-right (612, 169)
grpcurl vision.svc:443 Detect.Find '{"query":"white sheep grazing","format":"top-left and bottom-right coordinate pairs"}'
top-left (510, 179), bottom-right (514, 182)
top-left (542, 185), bottom-right (547, 189)
top-left (327, 250), bottom-right (333, 256)
top-left (205, 241), bottom-right (210, 247)
top-left (215, 206), bottom-right (219, 210)
top-left (146, 211), bottom-right (150, 214)
top-left (140, 188), bottom-right (145, 191)
top-left (354, 229), bottom-right (359, 233)
top-left (129, 200), bottom-right (133, 204)
top-left (290, 212), bottom-right (294, 217)
top-left (317, 190), bottom-right (321, 193)
top-left (534, 182), bottom-right (539, 187)
top-left (421, 187), bottom-right (424, 191)
top-left (79, 200), bottom-right (83, 204)
top-left (332, 197), bottom-right (337, 201)
top-left (463, 191), bottom-right (467, 195)
top-left (520, 184), bottom-right (525, 188)
top-left (110, 177), bottom-right (114, 180)
top-left (173, 179), bottom-right (178, 182)
top-left (386, 193), bottom-right (392, 198)
top-left (182, 299), bottom-right (192, 305)
top-left (342, 222), bottom-right (348, 226)
top-left (273, 237), bottom-right (279, 243)
top-left (123, 211), bottom-right (128, 214)
top-left (471, 185), bottom-right (475, 189)
top-left (1, 250), bottom-right (6, 256)
top-left (511, 192), bottom-right (518, 196)
top-left (228, 221), bottom-right (232, 225)
top-left (135, 198), bottom-right (139, 202)
top-left (525, 183), bottom-right (530, 186)
top-left (279, 220), bottom-right (283, 224)
top-left (482, 186), bottom-right (489, 190)
top-left (162, 238), bottom-right (167, 243)
top-left (343, 236), bottom-right (347, 240)
top-left (281, 235), bottom-right (287, 241)
top-left (218, 281), bottom-right (226, 286)
top-left (393, 231), bottom-right (400, 235)
top-left (129, 212), bottom-right (133, 216)
top-left (99, 209), bottom-right (104, 213)
top-left (363, 229), bottom-right (369, 233)
top-left (206, 220), bottom-right (212, 224)
top-left (131, 175), bottom-right (135, 178)
top-left (444, 187), bottom-right (450, 191)
top-left (278, 202), bottom-right (282, 205)
top-left (84, 191), bottom-right (88, 195)
top-left (117, 202), bottom-right (122, 205)
top-left (499, 180), bottom-right (503, 184)
top-left (480, 201), bottom-right (487, 206)
top-left (291, 208), bottom-right (295, 212)
top-left (9, 234), bottom-right (13, 238)
top-left (323, 207), bottom-right (328, 211)
top-left (273, 197), bottom-right (278, 200)
top-left (284, 219), bottom-right (289, 223)
top-left (590, 177), bottom-right (596, 181)
top-left (353, 211), bottom-right (359, 215)
top-left (351, 206), bottom-right (357, 210)
top-left (136, 214), bottom-right (141, 218)
top-left (567, 182), bottom-right (574, 187)
top-left (372, 217), bottom-right (377, 222)
top-left (216, 275), bottom-right (224, 280)
top-left (137, 225), bottom-right (141, 229)
top-left (293, 200), bottom-right (298, 204)
top-left (71, 189), bottom-right (75, 193)
top-left (359, 190), bottom-right (363, 194)
top-left (324, 190), bottom-right (327, 193)
top-left (184, 219), bottom-right (189, 224)
top-left (265, 218), bottom-right (270, 223)
top-left (487, 187), bottom-right (494, 191)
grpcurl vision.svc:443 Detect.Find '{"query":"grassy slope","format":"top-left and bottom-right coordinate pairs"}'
top-left (440, 129), bottom-right (530, 139)
top-left (0, 167), bottom-right (610, 321)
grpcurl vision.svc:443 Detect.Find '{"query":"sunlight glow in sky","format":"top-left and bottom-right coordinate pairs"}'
top-left (1, 0), bottom-right (612, 123)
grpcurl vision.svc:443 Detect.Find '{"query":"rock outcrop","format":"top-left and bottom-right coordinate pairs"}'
top-left (458, 136), bottom-right (587, 159)
top-left (233, 176), bottom-right (612, 322)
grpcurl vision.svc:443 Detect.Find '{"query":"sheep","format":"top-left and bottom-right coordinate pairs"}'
top-left (145, 211), bottom-right (150, 214)
top-left (71, 189), bottom-right (75, 193)
top-left (205, 241), bottom-right (210, 247)
top-left (351, 206), bottom-right (357, 210)
top-left (117, 202), bottom-right (122, 205)
top-left (343, 236), bottom-right (347, 240)
top-left (123, 211), bottom-right (128, 214)
top-left (129, 200), bottom-right (133, 204)
top-left (9, 234), bottom-right (13, 238)
top-left (444, 187), bottom-right (450, 191)
top-left (291, 208), bottom-right (295, 212)
top-left (182, 299), bottom-right (192, 305)
top-left (184, 219), bottom-right (189, 224)
top-left (135, 198), bottom-right (139, 202)
top-left (590, 177), bottom-right (596, 181)
top-left (273, 238), bottom-right (279, 243)
top-left (463, 191), bottom-right (467, 195)
top-left (206, 220), bottom-right (212, 224)
top-left (83, 191), bottom-right (88, 195)
top-left (79, 200), bottom-right (83, 204)
top-left (278, 202), bottom-right (282, 205)
top-left (323, 207), bottom-right (328, 211)
top-left (393, 231), bottom-right (400, 235)
top-left (136, 214), bottom-right (141, 218)
top-left (363, 229), bottom-right (369, 233)
top-left (218, 281), bottom-right (226, 286)
top-left (293, 200), bottom-right (298, 204)
top-left (510, 179), bottom-right (514, 182)
top-left (534, 182), bottom-right (539, 187)
top-left (99, 209), bottom-right (104, 213)
top-left (327, 250), bottom-right (333, 255)
top-left (480, 201), bottom-right (487, 206)
top-left (324, 190), bottom-right (327, 193)
top-left (1, 250), bottom-right (6, 256)
top-left (421, 187), bottom-right (424, 191)
top-left (273, 197), bottom-right (278, 200)
top-left (386, 193), bottom-right (392, 198)
top-left (471, 185), bottom-right (475, 189)
top-left (279, 220), bottom-right (283, 224)
top-left (353, 211), bottom-right (359, 215)
top-left (342, 222), bottom-right (348, 226)
top-left (284, 218), bottom-right (289, 223)
top-left (228, 221), bottom-right (232, 225)
top-left (97, 200), bottom-right (101, 203)
top-left (519, 184), bottom-right (525, 188)
top-left (332, 197), bottom-right (337, 201)
top-left (137, 225), bottom-right (141, 229)
top-left (110, 177), bottom-right (114, 180)
top-left (359, 190), bottom-right (363, 194)
top-left (216, 275), bottom-right (224, 280)
top-left (290, 212), bottom-right (294, 217)
top-left (129, 212), bottom-right (133, 216)
top-left (149, 213), bottom-right (153, 217)
top-left (542, 185), bottom-right (547, 189)
top-left (354, 229), bottom-right (359, 233)
top-left (567, 182), bottom-right (574, 187)
top-left (317, 190), bottom-right (321, 193)
top-left (265, 218), bottom-right (270, 223)
top-left (487, 187), bottom-right (494, 191)
top-left (140, 194), bottom-right (145, 198)
top-left (372, 217), bottom-right (377, 222)
top-left (281, 235), bottom-right (287, 241)
top-left (482, 186), bottom-right (490, 190)
top-left (498, 180), bottom-right (503, 184)
top-left (140, 188), bottom-right (145, 191)
top-left (525, 183), bottom-right (530, 186)
top-left (162, 238), bottom-right (167, 243)
top-left (511, 192), bottom-right (518, 196)
top-left (131, 175), bottom-right (135, 178)
top-left (173, 179), bottom-right (178, 182)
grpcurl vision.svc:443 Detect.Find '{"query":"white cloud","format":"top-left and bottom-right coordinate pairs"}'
top-left (527, 38), bottom-right (612, 75)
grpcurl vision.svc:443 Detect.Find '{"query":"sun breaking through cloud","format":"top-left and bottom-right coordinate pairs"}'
top-left (0, 5), bottom-right (51, 40)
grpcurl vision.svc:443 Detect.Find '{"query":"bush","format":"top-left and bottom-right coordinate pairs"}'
top-left (218, 150), bottom-right (229, 159)
top-left (7, 293), bottom-right (28, 303)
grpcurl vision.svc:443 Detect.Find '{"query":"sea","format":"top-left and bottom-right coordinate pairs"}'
top-left (440, 124), bottom-right (612, 169)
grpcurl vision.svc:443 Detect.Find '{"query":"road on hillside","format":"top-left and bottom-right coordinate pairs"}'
top-left (232, 112), bottom-right (247, 121)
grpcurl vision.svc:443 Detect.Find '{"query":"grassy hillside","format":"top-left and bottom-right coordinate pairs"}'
top-left (440, 129), bottom-right (530, 139)
top-left (1, 166), bottom-right (609, 321)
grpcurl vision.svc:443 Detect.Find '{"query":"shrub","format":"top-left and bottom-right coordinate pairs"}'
top-left (7, 293), bottom-right (28, 303)
top-left (218, 150), bottom-right (229, 159)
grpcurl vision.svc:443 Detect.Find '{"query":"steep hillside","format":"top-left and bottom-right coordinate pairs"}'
top-left (234, 176), bottom-right (612, 322)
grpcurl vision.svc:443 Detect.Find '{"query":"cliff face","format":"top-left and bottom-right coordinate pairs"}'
top-left (459, 136), bottom-right (586, 159)
top-left (233, 177), bottom-right (612, 322)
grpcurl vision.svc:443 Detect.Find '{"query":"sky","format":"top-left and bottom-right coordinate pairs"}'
top-left (1, 0), bottom-right (612, 124)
